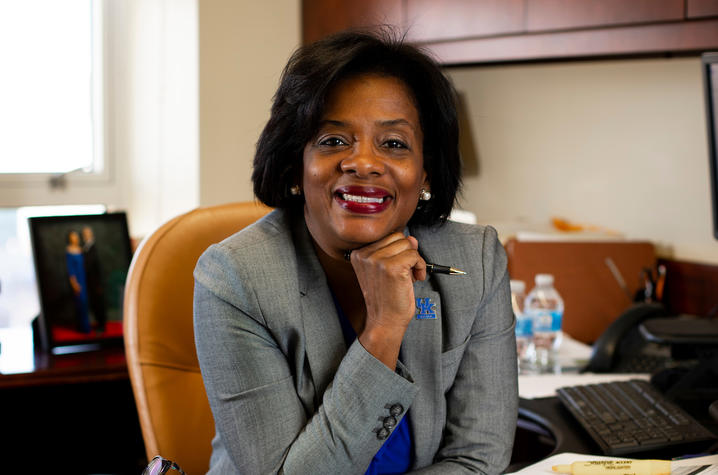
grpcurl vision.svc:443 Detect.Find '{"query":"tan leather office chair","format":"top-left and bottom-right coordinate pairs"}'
top-left (124, 201), bottom-right (271, 474)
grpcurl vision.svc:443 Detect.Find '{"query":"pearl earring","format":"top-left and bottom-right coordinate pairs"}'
top-left (290, 185), bottom-right (301, 196)
top-left (419, 189), bottom-right (432, 201)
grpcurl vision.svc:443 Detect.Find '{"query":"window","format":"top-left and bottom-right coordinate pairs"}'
top-left (0, 1), bottom-right (104, 176)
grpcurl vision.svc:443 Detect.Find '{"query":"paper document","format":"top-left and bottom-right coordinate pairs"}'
top-left (507, 451), bottom-right (718, 474)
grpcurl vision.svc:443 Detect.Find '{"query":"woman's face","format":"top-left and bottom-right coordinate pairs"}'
top-left (302, 74), bottom-right (427, 258)
top-left (68, 231), bottom-right (80, 246)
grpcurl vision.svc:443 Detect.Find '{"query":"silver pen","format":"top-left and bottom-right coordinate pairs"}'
top-left (425, 263), bottom-right (466, 275)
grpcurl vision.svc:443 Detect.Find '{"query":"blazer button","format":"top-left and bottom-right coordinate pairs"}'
top-left (376, 428), bottom-right (390, 440)
top-left (390, 404), bottom-right (404, 417)
top-left (383, 416), bottom-right (397, 430)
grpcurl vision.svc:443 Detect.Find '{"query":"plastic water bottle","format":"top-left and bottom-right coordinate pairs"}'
top-left (510, 280), bottom-right (534, 372)
top-left (524, 274), bottom-right (564, 371)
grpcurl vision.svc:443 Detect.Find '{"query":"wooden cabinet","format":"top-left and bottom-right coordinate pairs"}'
top-left (302, 0), bottom-right (718, 64)
top-left (302, 0), bottom-right (402, 45)
top-left (687, 0), bottom-right (718, 18)
top-left (524, 0), bottom-right (684, 32)
top-left (405, 0), bottom-right (525, 42)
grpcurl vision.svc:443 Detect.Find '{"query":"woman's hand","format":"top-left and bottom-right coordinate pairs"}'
top-left (349, 233), bottom-right (427, 368)
top-left (70, 276), bottom-right (82, 295)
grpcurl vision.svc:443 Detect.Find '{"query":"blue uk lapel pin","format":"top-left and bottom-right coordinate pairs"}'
top-left (415, 297), bottom-right (437, 320)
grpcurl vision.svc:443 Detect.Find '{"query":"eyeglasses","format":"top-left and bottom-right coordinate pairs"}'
top-left (142, 455), bottom-right (186, 475)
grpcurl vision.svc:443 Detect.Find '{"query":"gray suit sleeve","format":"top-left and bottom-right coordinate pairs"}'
top-left (194, 245), bottom-right (419, 475)
top-left (410, 226), bottom-right (518, 475)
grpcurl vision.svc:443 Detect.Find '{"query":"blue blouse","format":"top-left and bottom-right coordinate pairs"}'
top-left (331, 293), bottom-right (413, 474)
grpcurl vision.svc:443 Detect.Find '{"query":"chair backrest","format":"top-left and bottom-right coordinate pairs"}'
top-left (124, 201), bottom-right (271, 474)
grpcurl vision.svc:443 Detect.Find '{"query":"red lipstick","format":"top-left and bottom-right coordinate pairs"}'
top-left (334, 186), bottom-right (392, 214)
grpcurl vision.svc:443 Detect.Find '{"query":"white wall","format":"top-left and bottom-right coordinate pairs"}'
top-left (119, 0), bottom-right (301, 234)
top-left (447, 58), bottom-right (718, 264)
top-left (115, 0), bottom-right (200, 237)
top-left (198, 0), bottom-right (301, 206)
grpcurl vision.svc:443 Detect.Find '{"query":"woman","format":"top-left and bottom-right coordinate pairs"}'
top-left (66, 230), bottom-right (90, 333)
top-left (194, 30), bottom-right (517, 474)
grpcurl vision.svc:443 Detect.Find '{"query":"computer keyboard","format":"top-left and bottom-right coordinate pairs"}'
top-left (557, 379), bottom-right (717, 455)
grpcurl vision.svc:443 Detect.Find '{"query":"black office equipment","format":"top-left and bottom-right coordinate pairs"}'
top-left (702, 52), bottom-right (718, 240)
top-left (640, 317), bottom-right (718, 409)
top-left (584, 303), bottom-right (670, 373)
top-left (641, 317), bottom-right (718, 345)
top-left (557, 379), bottom-right (717, 456)
top-left (710, 400), bottom-right (718, 423)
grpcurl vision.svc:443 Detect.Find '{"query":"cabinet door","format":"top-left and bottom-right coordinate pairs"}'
top-left (687, 0), bottom-right (718, 18)
top-left (406, 0), bottom-right (525, 43)
top-left (526, 0), bottom-right (684, 32)
top-left (302, 0), bottom-right (403, 44)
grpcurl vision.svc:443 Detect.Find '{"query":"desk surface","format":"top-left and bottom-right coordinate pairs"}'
top-left (512, 338), bottom-right (718, 471)
top-left (0, 325), bottom-right (127, 388)
top-left (516, 395), bottom-right (717, 467)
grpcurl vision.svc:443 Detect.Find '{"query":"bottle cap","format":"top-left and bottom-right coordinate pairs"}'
top-left (510, 279), bottom-right (525, 293)
top-left (535, 274), bottom-right (554, 286)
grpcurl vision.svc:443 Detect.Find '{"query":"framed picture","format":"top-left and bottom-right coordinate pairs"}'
top-left (28, 212), bottom-right (133, 351)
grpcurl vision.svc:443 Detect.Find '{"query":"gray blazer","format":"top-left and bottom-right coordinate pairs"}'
top-left (194, 210), bottom-right (518, 475)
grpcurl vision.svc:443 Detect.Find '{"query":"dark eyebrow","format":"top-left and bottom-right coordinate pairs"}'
top-left (318, 118), bottom-right (417, 132)
top-left (376, 118), bottom-right (414, 129)
top-left (318, 119), bottom-right (348, 128)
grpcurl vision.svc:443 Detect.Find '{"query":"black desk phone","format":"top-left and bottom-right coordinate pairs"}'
top-left (585, 302), bottom-right (718, 374)
top-left (579, 303), bottom-right (718, 436)
top-left (584, 303), bottom-right (672, 373)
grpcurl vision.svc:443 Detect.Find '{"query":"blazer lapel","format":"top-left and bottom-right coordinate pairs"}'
top-left (292, 218), bottom-right (347, 404)
top-left (404, 224), bottom-right (480, 466)
top-left (401, 276), bottom-right (443, 467)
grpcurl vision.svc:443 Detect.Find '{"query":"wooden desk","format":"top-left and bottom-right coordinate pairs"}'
top-left (511, 394), bottom-right (718, 472)
top-left (0, 345), bottom-right (128, 388)
top-left (0, 328), bottom-right (146, 474)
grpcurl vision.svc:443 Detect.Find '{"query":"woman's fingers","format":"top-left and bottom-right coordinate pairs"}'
top-left (406, 236), bottom-right (427, 282)
top-left (350, 233), bottom-right (424, 276)
top-left (348, 234), bottom-right (427, 369)
top-left (349, 233), bottom-right (426, 329)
